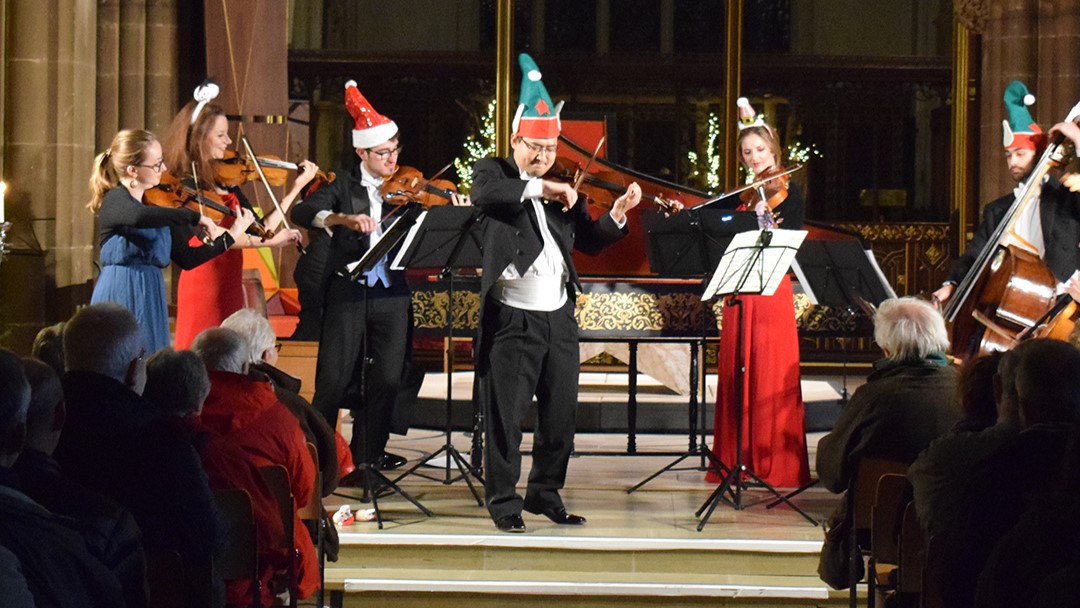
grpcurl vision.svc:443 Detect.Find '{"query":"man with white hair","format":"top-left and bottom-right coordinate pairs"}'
top-left (191, 327), bottom-right (320, 603)
top-left (221, 308), bottom-right (344, 496)
top-left (54, 303), bottom-right (224, 603)
top-left (816, 297), bottom-right (961, 493)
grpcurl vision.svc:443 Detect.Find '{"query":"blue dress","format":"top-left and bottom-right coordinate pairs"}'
top-left (91, 187), bottom-right (204, 353)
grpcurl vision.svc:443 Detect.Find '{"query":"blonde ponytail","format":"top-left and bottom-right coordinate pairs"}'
top-left (87, 129), bottom-right (158, 212)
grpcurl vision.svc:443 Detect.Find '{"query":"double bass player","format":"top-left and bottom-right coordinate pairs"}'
top-left (933, 81), bottom-right (1080, 351)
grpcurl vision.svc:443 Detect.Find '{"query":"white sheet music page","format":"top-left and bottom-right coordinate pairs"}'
top-left (702, 228), bottom-right (807, 300)
top-left (345, 210), bottom-right (426, 275)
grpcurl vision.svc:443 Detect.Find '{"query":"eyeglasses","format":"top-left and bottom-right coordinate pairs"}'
top-left (134, 158), bottom-right (166, 173)
top-left (274, 343), bottom-right (283, 353)
top-left (520, 139), bottom-right (558, 156)
top-left (367, 145), bottom-right (403, 159)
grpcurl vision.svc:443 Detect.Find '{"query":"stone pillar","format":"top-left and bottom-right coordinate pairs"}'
top-left (979, 0), bottom-right (1080, 205)
top-left (1, 0), bottom-right (98, 350)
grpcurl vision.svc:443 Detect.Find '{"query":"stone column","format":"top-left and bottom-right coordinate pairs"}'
top-left (1, 0), bottom-right (98, 350)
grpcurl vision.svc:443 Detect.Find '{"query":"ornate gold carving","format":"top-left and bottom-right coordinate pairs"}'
top-left (412, 290), bottom-right (481, 330)
top-left (836, 223), bottom-right (949, 241)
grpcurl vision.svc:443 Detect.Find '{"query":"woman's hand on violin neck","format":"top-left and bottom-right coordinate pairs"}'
top-left (291, 160), bottom-right (320, 192)
top-left (540, 180), bottom-right (578, 210)
top-left (451, 192), bottom-right (471, 207)
top-left (326, 212), bottom-right (377, 234)
top-left (609, 182), bottom-right (642, 223)
top-left (226, 208), bottom-right (258, 241)
top-left (262, 228), bottom-right (302, 248)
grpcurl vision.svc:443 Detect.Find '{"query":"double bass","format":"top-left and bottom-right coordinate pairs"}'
top-left (943, 100), bottom-right (1080, 358)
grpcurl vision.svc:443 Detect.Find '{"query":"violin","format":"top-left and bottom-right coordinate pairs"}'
top-left (380, 165), bottom-right (458, 209)
top-left (145, 172), bottom-right (272, 239)
top-left (739, 165), bottom-right (790, 210)
top-left (212, 150), bottom-right (292, 188)
top-left (544, 156), bottom-right (681, 213)
top-left (236, 152), bottom-right (337, 197)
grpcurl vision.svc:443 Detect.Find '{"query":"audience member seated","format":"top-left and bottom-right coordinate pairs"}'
top-left (144, 348), bottom-right (208, 419)
top-left (221, 308), bottom-right (346, 494)
top-left (31, 322), bottom-right (65, 376)
top-left (816, 296), bottom-right (960, 494)
top-left (0, 348), bottom-right (124, 607)
top-left (0, 544), bottom-right (34, 607)
top-left (191, 327), bottom-right (320, 602)
top-left (941, 338), bottom-right (1080, 608)
top-left (975, 425), bottom-right (1080, 608)
top-left (53, 303), bottom-right (224, 605)
top-left (909, 351), bottom-right (1021, 538)
top-left (13, 357), bottom-right (147, 607)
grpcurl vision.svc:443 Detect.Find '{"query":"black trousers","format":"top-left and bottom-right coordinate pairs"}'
top-left (311, 275), bottom-right (410, 465)
top-left (478, 297), bottom-right (579, 521)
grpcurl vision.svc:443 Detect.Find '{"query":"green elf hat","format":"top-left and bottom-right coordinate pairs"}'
top-left (1002, 80), bottom-right (1045, 150)
top-left (512, 53), bottom-right (563, 139)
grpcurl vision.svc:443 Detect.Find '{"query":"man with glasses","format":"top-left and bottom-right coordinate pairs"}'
top-left (290, 80), bottom-right (421, 477)
top-left (471, 54), bottom-right (643, 532)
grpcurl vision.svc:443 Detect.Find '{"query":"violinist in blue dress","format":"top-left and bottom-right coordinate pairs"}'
top-left (87, 129), bottom-right (255, 353)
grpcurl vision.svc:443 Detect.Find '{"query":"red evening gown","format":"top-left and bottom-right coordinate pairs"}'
top-left (173, 191), bottom-right (246, 349)
top-left (707, 273), bottom-right (810, 488)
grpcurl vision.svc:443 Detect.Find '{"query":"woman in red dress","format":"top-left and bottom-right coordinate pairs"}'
top-left (162, 82), bottom-right (313, 348)
top-left (707, 98), bottom-right (810, 488)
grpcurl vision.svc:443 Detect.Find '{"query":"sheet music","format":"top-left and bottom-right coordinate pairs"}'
top-left (344, 210), bottom-right (419, 275)
top-left (390, 210), bottom-right (429, 270)
top-left (702, 229), bottom-right (807, 300)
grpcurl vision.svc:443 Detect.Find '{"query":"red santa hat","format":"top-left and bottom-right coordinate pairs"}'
top-left (344, 79), bottom-right (398, 149)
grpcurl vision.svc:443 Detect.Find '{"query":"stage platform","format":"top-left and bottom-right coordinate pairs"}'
top-left (320, 372), bottom-right (868, 607)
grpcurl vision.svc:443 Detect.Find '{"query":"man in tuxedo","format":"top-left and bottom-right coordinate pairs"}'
top-left (290, 80), bottom-right (415, 474)
top-left (471, 54), bottom-right (645, 533)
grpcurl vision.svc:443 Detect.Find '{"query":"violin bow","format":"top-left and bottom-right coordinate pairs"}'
top-left (574, 137), bottom-right (606, 193)
top-left (190, 162), bottom-right (215, 245)
top-left (241, 137), bottom-right (306, 254)
top-left (695, 163), bottom-right (804, 209)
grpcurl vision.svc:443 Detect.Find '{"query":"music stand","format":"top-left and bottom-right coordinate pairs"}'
top-left (388, 205), bottom-right (486, 505)
top-left (695, 228), bottom-right (818, 529)
top-left (760, 235), bottom-right (896, 512)
top-left (343, 204), bottom-right (433, 528)
top-left (625, 208), bottom-right (758, 493)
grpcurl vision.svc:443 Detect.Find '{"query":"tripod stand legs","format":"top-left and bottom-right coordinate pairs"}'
top-left (358, 462), bottom-right (434, 529)
top-left (695, 465), bottom-right (819, 529)
top-left (391, 441), bottom-right (484, 506)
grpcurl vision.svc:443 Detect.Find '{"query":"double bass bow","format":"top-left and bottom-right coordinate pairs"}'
top-left (943, 100), bottom-right (1080, 358)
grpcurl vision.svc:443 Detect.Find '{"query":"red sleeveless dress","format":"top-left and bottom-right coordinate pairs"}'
top-left (173, 191), bottom-right (245, 349)
top-left (706, 198), bottom-right (810, 488)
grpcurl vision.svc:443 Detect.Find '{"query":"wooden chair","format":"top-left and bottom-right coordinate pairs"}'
top-left (847, 457), bottom-right (910, 608)
top-left (145, 550), bottom-right (187, 608)
top-left (921, 533), bottom-right (949, 608)
top-left (213, 488), bottom-right (260, 608)
top-left (259, 464), bottom-right (298, 608)
top-left (869, 474), bottom-right (913, 606)
top-left (896, 501), bottom-right (925, 602)
top-left (298, 442), bottom-right (326, 607)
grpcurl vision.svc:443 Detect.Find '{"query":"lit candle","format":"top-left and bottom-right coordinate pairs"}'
top-left (0, 181), bottom-right (6, 224)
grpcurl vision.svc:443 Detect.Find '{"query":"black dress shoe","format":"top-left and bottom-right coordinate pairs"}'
top-left (380, 452), bottom-right (407, 470)
top-left (523, 504), bottom-right (587, 525)
top-left (337, 469), bottom-right (366, 488)
top-left (494, 514), bottom-right (527, 533)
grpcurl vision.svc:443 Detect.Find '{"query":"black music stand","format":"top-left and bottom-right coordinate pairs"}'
top-left (695, 228), bottom-right (818, 529)
top-left (760, 235), bottom-right (896, 512)
top-left (343, 204), bottom-right (433, 528)
top-left (624, 208), bottom-right (759, 493)
top-left (388, 205), bottom-right (486, 505)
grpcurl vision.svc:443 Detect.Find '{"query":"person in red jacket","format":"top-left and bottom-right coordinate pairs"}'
top-left (191, 328), bottom-right (318, 604)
